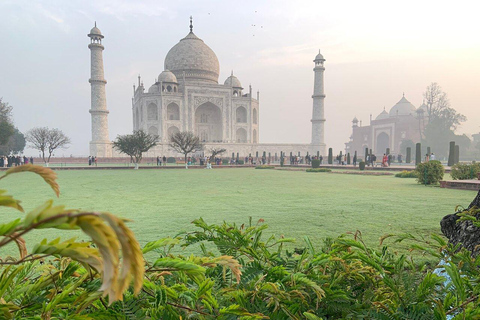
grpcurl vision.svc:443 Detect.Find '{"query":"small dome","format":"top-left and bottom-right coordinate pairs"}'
top-left (417, 102), bottom-right (427, 113)
top-left (158, 70), bottom-right (178, 83)
top-left (224, 73), bottom-right (242, 88)
top-left (314, 49), bottom-right (325, 61)
top-left (376, 109), bottom-right (389, 120)
top-left (389, 95), bottom-right (416, 117)
top-left (90, 26), bottom-right (102, 35)
top-left (352, 117), bottom-right (359, 123)
top-left (148, 84), bottom-right (159, 93)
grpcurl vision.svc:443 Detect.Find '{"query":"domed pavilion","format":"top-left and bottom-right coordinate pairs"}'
top-left (345, 94), bottom-right (426, 157)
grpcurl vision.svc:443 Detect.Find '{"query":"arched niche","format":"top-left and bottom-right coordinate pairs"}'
top-left (253, 129), bottom-right (257, 143)
top-left (236, 128), bottom-right (247, 143)
top-left (148, 126), bottom-right (158, 136)
top-left (167, 126), bottom-right (180, 138)
top-left (147, 103), bottom-right (158, 120)
top-left (167, 103), bottom-right (180, 121)
top-left (236, 106), bottom-right (247, 123)
top-left (253, 108), bottom-right (258, 124)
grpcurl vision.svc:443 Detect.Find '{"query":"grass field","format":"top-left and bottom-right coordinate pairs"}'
top-left (0, 168), bottom-right (476, 257)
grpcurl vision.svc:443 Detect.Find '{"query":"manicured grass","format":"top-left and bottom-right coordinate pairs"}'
top-left (0, 168), bottom-right (475, 257)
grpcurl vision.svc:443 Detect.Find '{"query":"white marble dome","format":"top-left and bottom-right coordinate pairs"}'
top-left (224, 74), bottom-right (242, 88)
top-left (389, 95), bottom-right (416, 116)
top-left (164, 31), bottom-right (219, 83)
top-left (158, 70), bottom-right (178, 83)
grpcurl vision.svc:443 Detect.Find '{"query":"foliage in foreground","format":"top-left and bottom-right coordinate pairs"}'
top-left (415, 160), bottom-right (445, 185)
top-left (450, 162), bottom-right (480, 180)
top-left (306, 168), bottom-right (332, 173)
top-left (2, 166), bottom-right (480, 319)
top-left (394, 170), bottom-right (418, 178)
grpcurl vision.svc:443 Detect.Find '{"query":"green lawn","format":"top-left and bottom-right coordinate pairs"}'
top-left (0, 168), bottom-right (476, 257)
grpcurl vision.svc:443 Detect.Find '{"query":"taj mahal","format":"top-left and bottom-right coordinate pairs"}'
top-left (88, 19), bottom-right (326, 158)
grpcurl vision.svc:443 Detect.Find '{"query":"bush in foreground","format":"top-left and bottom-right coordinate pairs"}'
top-left (450, 162), bottom-right (480, 180)
top-left (395, 170), bottom-right (418, 178)
top-left (415, 160), bottom-right (444, 185)
top-left (311, 159), bottom-right (321, 168)
top-left (255, 165), bottom-right (275, 169)
top-left (3, 166), bottom-right (480, 319)
top-left (306, 168), bottom-right (332, 173)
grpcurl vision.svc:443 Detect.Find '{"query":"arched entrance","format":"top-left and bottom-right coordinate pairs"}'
top-left (376, 132), bottom-right (389, 154)
top-left (195, 102), bottom-right (222, 142)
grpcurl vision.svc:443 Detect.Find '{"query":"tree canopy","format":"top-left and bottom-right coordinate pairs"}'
top-left (26, 127), bottom-right (71, 163)
top-left (0, 98), bottom-right (15, 146)
top-left (422, 83), bottom-right (467, 158)
top-left (113, 130), bottom-right (159, 168)
top-left (169, 131), bottom-right (203, 167)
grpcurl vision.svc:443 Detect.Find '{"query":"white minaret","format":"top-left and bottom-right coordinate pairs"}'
top-left (311, 49), bottom-right (326, 154)
top-left (88, 23), bottom-right (111, 157)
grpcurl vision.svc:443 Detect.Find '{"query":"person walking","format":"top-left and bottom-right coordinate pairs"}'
top-left (430, 153), bottom-right (436, 161)
top-left (162, 156), bottom-right (167, 166)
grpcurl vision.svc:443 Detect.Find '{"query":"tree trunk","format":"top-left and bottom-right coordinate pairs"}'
top-left (185, 154), bottom-right (188, 169)
top-left (441, 190), bottom-right (480, 256)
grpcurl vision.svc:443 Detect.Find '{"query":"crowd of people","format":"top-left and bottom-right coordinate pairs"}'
top-left (0, 155), bottom-right (34, 167)
top-left (88, 156), bottom-right (98, 166)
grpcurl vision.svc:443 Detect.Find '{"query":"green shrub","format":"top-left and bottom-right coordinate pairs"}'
top-left (306, 168), bottom-right (332, 173)
top-left (359, 161), bottom-right (366, 170)
top-left (311, 159), bottom-right (321, 168)
top-left (238, 159), bottom-right (244, 165)
top-left (167, 156), bottom-right (176, 163)
top-left (415, 160), bottom-right (444, 185)
top-left (395, 170), bottom-right (418, 178)
top-left (255, 165), bottom-right (275, 169)
top-left (450, 162), bottom-right (480, 180)
top-left (222, 159), bottom-right (229, 165)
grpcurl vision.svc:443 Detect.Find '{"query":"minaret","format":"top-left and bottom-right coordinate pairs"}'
top-left (311, 49), bottom-right (326, 154)
top-left (88, 23), bottom-right (111, 157)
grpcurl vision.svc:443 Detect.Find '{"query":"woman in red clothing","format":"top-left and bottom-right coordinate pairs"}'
top-left (382, 154), bottom-right (388, 167)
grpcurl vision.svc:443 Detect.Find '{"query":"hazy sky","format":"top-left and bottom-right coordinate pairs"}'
top-left (1, 0), bottom-right (479, 156)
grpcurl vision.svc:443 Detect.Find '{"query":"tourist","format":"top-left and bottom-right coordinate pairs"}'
top-left (353, 154), bottom-right (357, 166)
top-left (382, 154), bottom-right (388, 167)
top-left (163, 155), bottom-right (167, 166)
top-left (430, 153), bottom-right (436, 161)
top-left (156, 156), bottom-right (160, 166)
top-left (30, 156), bottom-right (34, 165)
top-left (425, 153), bottom-right (430, 162)
top-left (88, 156), bottom-right (92, 166)
top-left (94, 156), bottom-right (98, 166)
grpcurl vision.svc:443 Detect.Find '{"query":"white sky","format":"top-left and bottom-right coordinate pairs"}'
top-left (1, 0), bottom-right (479, 156)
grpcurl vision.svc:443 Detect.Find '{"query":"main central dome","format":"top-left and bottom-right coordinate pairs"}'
top-left (164, 31), bottom-right (220, 84)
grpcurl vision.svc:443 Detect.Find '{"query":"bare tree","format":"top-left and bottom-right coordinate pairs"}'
top-left (169, 131), bottom-right (203, 168)
top-left (26, 127), bottom-right (71, 165)
top-left (113, 130), bottom-right (159, 169)
top-left (209, 148), bottom-right (226, 162)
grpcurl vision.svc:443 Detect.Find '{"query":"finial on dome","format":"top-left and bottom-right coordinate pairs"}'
top-left (95, 21), bottom-right (97, 27)
top-left (403, 92), bottom-right (405, 97)
top-left (231, 70), bottom-right (233, 76)
top-left (190, 16), bottom-right (193, 32)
